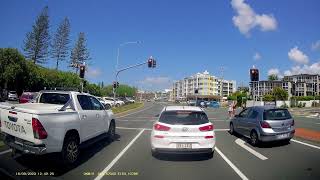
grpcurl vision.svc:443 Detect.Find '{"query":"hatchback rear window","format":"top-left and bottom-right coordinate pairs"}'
top-left (263, 109), bottom-right (292, 120)
top-left (159, 111), bottom-right (209, 125)
top-left (39, 93), bottom-right (70, 105)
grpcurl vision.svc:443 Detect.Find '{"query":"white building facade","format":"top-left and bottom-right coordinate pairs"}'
top-left (172, 71), bottom-right (236, 100)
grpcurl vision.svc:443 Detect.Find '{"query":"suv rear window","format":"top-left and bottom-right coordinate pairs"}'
top-left (39, 93), bottom-right (70, 105)
top-left (263, 109), bottom-right (292, 120)
top-left (159, 111), bottom-right (209, 125)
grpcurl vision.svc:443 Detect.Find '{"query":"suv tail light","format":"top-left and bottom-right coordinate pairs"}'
top-left (32, 118), bottom-right (48, 139)
top-left (260, 121), bottom-right (271, 128)
top-left (154, 123), bottom-right (171, 131)
top-left (199, 124), bottom-right (214, 131)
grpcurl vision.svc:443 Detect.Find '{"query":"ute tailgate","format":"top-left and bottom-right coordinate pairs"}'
top-left (0, 108), bottom-right (35, 143)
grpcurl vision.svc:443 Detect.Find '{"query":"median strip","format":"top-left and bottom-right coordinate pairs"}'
top-left (294, 128), bottom-right (320, 143)
top-left (112, 102), bottom-right (144, 115)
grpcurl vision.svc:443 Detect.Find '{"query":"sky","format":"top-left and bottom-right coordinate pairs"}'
top-left (1, 0), bottom-right (320, 91)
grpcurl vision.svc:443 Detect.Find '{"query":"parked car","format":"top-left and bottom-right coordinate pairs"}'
top-left (103, 97), bottom-right (124, 107)
top-left (126, 97), bottom-right (135, 103)
top-left (229, 106), bottom-right (295, 146)
top-left (0, 90), bottom-right (116, 165)
top-left (187, 100), bottom-right (196, 106)
top-left (96, 97), bottom-right (112, 109)
top-left (7, 91), bottom-right (18, 101)
top-left (19, 92), bottom-right (38, 104)
top-left (151, 106), bottom-right (215, 158)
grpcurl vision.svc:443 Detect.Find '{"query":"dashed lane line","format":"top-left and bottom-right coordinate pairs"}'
top-left (94, 129), bottom-right (145, 180)
top-left (215, 147), bottom-right (249, 180)
top-left (291, 139), bottom-right (320, 150)
top-left (235, 138), bottom-right (268, 160)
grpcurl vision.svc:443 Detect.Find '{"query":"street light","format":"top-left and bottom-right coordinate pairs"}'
top-left (114, 41), bottom-right (142, 104)
top-left (116, 41), bottom-right (142, 71)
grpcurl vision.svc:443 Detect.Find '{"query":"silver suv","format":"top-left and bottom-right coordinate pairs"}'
top-left (229, 106), bottom-right (295, 146)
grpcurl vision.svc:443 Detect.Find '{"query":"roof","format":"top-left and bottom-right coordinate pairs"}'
top-left (164, 106), bottom-right (203, 112)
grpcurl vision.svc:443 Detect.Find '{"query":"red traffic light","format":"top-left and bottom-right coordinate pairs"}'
top-left (79, 65), bottom-right (85, 78)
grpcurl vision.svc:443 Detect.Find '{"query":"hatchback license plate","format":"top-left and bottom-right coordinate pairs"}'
top-left (176, 143), bottom-right (192, 149)
top-left (277, 133), bottom-right (289, 139)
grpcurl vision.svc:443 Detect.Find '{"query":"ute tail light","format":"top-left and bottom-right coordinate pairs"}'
top-left (154, 123), bottom-right (171, 131)
top-left (32, 118), bottom-right (48, 139)
top-left (260, 121), bottom-right (271, 128)
top-left (199, 124), bottom-right (214, 131)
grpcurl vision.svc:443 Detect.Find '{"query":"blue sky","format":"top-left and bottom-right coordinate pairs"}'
top-left (1, 0), bottom-right (320, 91)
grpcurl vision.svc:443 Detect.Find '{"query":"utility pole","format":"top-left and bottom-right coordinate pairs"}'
top-left (220, 66), bottom-right (225, 102)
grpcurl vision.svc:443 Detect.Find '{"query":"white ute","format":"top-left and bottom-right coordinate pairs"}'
top-left (0, 90), bottom-right (116, 165)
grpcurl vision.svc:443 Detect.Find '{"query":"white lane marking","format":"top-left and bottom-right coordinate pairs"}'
top-left (235, 138), bottom-right (268, 160)
top-left (215, 147), bottom-right (249, 180)
top-left (94, 129), bottom-right (145, 180)
top-left (117, 126), bottom-right (228, 131)
top-left (215, 129), bottom-right (230, 131)
top-left (0, 149), bottom-right (12, 155)
top-left (117, 127), bottom-right (152, 131)
top-left (117, 119), bottom-right (156, 122)
top-left (291, 139), bottom-right (320, 150)
top-left (117, 105), bottom-right (155, 118)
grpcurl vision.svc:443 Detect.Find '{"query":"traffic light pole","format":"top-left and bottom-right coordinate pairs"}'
top-left (113, 61), bottom-right (149, 105)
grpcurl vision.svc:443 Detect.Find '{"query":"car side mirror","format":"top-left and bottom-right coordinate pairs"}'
top-left (234, 114), bottom-right (240, 118)
top-left (155, 114), bottom-right (160, 117)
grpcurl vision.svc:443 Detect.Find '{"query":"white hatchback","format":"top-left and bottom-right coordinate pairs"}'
top-left (151, 106), bottom-right (215, 157)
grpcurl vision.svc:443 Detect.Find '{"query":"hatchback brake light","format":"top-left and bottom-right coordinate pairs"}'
top-left (199, 124), bottom-right (214, 131)
top-left (32, 118), bottom-right (48, 139)
top-left (260, 121), bottom-right (271, 128)
top-left (154, 123), bottom-right (171, 131)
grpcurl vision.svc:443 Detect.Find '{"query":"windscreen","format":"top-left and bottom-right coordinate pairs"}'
top-left (159, 111), bottom-right (209, 125)
top-left (263, 109), bottom-right (292, 120)
top-left (39, 93), bottom-right (70, 105)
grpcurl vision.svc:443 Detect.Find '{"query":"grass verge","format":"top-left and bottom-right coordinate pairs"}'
top-left (112, 102), bottom-right (144, 114)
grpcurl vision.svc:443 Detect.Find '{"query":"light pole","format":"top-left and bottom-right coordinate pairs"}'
top-left (114, 41), bottom-right (142, 105)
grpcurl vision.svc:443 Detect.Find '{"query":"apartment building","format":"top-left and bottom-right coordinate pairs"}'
top-left (249, 74), bottom-right (320, 100)
top-left (172, 71), bottom-right (236, 100)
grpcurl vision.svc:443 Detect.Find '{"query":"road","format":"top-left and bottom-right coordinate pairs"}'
top-left (0, 102), bottom-right (320, 180)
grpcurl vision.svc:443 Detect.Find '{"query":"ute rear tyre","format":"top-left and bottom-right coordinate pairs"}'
top-left (62, 135), bottom-right (79, 165)
top-left (107, 121), bottom-right (116, 141)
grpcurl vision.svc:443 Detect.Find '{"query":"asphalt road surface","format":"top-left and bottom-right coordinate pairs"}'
top-left (0, 102), bottom-right (320, 180)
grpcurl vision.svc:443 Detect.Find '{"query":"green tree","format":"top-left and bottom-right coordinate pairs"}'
top-left (23, 6), bottom-right (50, 64)
top-left (51, 17), bottom-right (71, 70)
top-left (70, 32), bottom-right (90, 73)
top-left (272, 87), bottom-right (288, 101)
top-left (263, 94), bottom-right (275, 101)
top-left (0, 48), bottom-right (27, 93)
top-left (268, 74), bottom-right (278, 81)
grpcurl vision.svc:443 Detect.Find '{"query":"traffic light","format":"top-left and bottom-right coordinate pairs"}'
top-left (148, 59), bottom-right (152, 68)
top-left (250, 68), bottom-right (259, 81)
top-left (113, 81), bottom-right (119, 88)
top-left (79, 65), bottom-right (85, 78)
top-left (152, 59), bottom-right (156, 68)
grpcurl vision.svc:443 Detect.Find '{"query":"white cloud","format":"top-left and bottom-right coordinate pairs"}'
top-left (283, 62), bottom-right (320, 76)
top-left (138, 76), bottom-right (172, 91)
top-left (311, 40), bottom-right (320, 51)
top-left (268, 68), bottom-right (280, 76)
top-left (231, 0), bottom-right (277, 36)
top-left (86, 67), bottom-right (102, 78)
top-left (253, 52), bottom-right (261, 60)
top-left (288, 46), bottom-right (309, 64)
